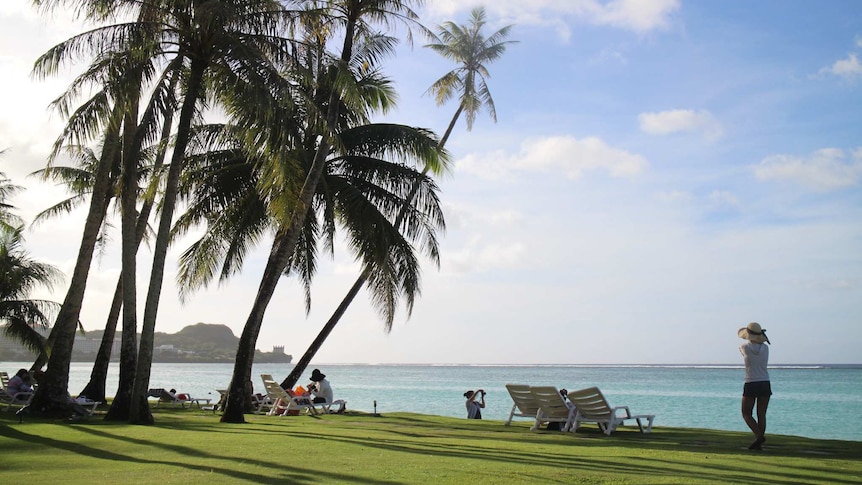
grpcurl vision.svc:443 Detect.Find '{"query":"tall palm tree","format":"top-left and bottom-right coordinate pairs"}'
top-left (280, 6), bottom-right (515, 389)
top-left (128, 0), bottom-right (307, 424)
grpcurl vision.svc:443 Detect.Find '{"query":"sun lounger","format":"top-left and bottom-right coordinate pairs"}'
top-left (505, 384), bottom-right (542, 426)
top-left (566, 386), bottom-right (655, 435)
top-left (529, 386), bottom-right (576, 431)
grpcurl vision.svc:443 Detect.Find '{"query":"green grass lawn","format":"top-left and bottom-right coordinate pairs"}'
top-left (1, 407), bottom-right (860, 484)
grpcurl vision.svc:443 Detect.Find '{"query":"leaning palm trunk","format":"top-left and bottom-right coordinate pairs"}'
top-left (80, 72), bottom-right (176, 405)
top-left (29, 120), bottom-right (120, 417)
top-left (281, 104), bottom-right (462, 389)
top-left (78, 279), bottom-right (122, 402)
top-left (129, 64), bottom-right (205, 424)
top-left (220, 20), bottom-right (358, 425)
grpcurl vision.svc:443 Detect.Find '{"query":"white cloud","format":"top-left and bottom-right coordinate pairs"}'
top-left (754, 147), bottom-right (862, 191)
top-left (423, 0), bottom-right (680, 39)
top-left (456, 135), bottom-right (648, 180)
top-left (443, 236), bottom-right (527, 274)
top-left (707, 190), bottom-right (740, 209)
top-left (590, 0), bottom-right (681, 33)
top-left (656, 190), bottom-right (692, 203)
top-left (820, 53), bottom-right (862, 81)
top-left (639, 109), bottom-right (724, 140)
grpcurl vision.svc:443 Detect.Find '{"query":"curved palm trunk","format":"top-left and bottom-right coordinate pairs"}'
top-left (220, 14), bottom-right (360, 424)
top-left (29, 114), bottom-right (121, 418)
top-left (129, 63), bottom-right (205, 424)
top-left (280, 104), bottom-right (463, 389)
top-left (80, 80), bottom-right (176, 405)
top-left (78, 278), bottom-right (122, 402)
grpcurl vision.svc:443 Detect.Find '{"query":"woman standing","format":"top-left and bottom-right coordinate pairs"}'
top-left (738, 322), bottom-right (771, 450)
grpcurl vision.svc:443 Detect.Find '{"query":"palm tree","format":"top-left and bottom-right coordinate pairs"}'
top-left (128, 0), bottom-right (307, 424)
top-left (0, 162), bottom-right (24, 235)
top-left (280, 6), bottom-right (515, 389)
top-left (0, 227), bottom-right (64, 355)
top-left (0, 166), bottom-right (63, 355)
top-left (220, 0), bottom-right (432, 423)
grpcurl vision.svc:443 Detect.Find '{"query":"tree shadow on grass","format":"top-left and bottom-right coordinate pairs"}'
top-left (0, 421), bottom-right (399, 484)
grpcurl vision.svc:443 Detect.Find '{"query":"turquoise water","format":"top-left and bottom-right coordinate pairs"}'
top-left (4, 362), bottom-right (860, 442)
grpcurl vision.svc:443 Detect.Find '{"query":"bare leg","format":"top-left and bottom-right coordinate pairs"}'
top-left (741, 396), bottom-right (765, 449)
top-left (741, 396), bottom-right (760, 436)
top-left (756, 395), bottom-right (770, 437)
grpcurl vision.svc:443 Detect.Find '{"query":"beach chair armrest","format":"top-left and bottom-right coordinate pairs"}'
top-left (611, 406), bottom-right (632, 418)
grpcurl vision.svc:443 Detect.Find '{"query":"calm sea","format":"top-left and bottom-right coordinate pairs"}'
top-left (4, 362), bottom-right (860, 442)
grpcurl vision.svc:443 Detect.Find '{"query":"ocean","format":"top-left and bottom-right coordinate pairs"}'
top-left (3, 362), bottom-right (860, 442)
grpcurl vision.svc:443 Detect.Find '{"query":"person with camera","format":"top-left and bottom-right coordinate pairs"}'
top-left (463, 389), bottom-right (485, 419)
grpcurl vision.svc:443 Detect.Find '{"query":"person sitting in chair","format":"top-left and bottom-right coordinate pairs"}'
top-left (7, 369), bottom-right (33, 395)
top-left (307, 369), bottom-right (333, 404)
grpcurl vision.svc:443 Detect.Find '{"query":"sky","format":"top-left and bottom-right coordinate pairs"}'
top-left (0, 1), bottom-right (860, 365)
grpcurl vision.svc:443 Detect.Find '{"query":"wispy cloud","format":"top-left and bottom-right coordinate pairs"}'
top-left (819, 53), bottom-right (862, 81)
top-left (424, 0), bottom-right (681, 41)
top-left (638, 109), bottom-right (724, 140)
top-left (754, 147), bottom-right (862, 191)
top-left (456, 135), bottom-right (648, 180)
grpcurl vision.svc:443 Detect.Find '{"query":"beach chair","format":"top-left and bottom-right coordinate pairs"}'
top-left (261, 377), bottom-right (316, 416)
top-left (505, 384), bottom-right (542, 426)
top-left (312, 398), bottom-right (347, 414)
top-left (1, 387), bottom-right (34, 411)
top-left (529, 386), bottom-right (576, 431)
top-left (566, 386), bottom-right (655, 435)
top-left (146, 388), bottom-right (210, 408)
top-left (0, 371), bottom-right (9, 389)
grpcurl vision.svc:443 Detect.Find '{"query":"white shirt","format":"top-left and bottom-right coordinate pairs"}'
top-left (740, 341), bottom-right (770, 383)
top-left (312, 379), bottom-right (333, 403)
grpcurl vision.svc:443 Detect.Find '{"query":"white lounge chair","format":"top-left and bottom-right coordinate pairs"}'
top-left (566, 386), bottom-right (655, 435)
top-left (529, 386), bottom-right (576, 432)
top-left (504, 384), bottom-right (542, 426)
top-left (261, 377), bottom-right (317, 416)
top-left (1, 388), bottom-right (34, 411)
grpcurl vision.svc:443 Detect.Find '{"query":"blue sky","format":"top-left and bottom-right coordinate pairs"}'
top-left (1, 1), bottom-right (860, 365)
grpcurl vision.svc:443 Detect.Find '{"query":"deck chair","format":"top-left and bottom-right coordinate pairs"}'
top-left (505, 384), bottom-right (542, 426)
top-left (529, 386), bottom-right (576, 431)
top-left (566, 386), bottom-right (655, 435)
top-left (0, 371), bottom-right (10, 389)
top-left (146, 388), bottom-right (208, 408)
top-left (1, 388), bottom-right (35, 411)
top-left (261, 377), bottom-right (316, 416)
top-left (311, 398), bottom-right (347, 414)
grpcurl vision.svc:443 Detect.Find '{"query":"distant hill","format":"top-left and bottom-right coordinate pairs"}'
top-left (152, 322), bottom-right (292, 363)
top-left (0, 322), bottom-right (292, 363)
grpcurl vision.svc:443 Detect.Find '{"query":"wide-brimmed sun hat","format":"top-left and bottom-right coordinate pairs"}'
top-left (310, 369), bottom-right (326, 382)
top-left (738, 322), bottom-right (769, 344)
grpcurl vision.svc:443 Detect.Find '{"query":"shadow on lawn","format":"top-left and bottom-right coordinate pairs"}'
top-left (0, 420), bottom-right (398, 485)
top-left (3, 411), bottom-right (859, 484)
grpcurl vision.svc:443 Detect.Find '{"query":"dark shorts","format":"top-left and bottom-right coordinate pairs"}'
top-left (743, 381), bottom-right (772, 398)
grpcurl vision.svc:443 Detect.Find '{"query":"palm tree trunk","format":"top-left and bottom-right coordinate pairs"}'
top-left (28, 113), bottom-right (121, 418)
top-left (129, 63), bottom-right (204, 424)
top-left (280, 103), bottom-right (464, 390)
top-left (80, 84), bottom-right (175, 405)
top-left (105, 99), bottom-right (143, 421)
top-left (220, 13), bottom-right (360, 424)
top-left (78, 278), bottom-right (122, 402)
